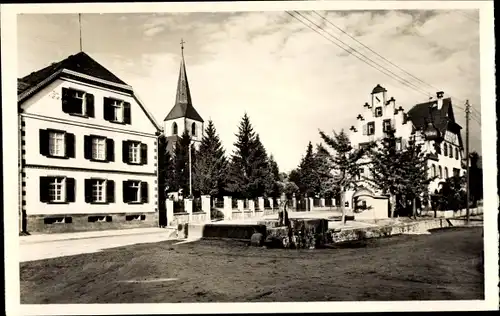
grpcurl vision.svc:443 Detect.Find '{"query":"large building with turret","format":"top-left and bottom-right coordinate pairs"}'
top-left (346, 84), bottom-right (466, 215)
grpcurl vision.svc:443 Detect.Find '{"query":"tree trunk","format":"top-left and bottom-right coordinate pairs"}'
top-left (389, 194), bottom-right (396, 218)
top-left (412, 197), bottom-right (417, 219)
top-left (339, 188), bottom-right (345, 225)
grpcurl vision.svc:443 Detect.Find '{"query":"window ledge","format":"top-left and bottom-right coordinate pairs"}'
top-left (90, 201), bottom-right (110, 205)
top-left (47, 201), bottom-right (70, 205)
top-left (46, 155), bottom-right (70, 160)
top-left (89, 158), bottom-right (110, 163)
top-left (127, 201), bottom-right (144, 205)
top-left (68, 113), bottom-right (90, 119)
top-left (106, 119), bottom-right (127, 125)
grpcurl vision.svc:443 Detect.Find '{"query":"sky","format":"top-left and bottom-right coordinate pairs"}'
top-left (17, 9), bottom-right (481, 173)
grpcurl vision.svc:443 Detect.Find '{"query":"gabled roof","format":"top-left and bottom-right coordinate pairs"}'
top-left (18, 52), bottom-right (128, 96)
top-left (407, 97), bottom-right (464, 147)
top-left (18, 51), bottom-right (161, 132)
top-left (163, 52), bottom-right (204, 122)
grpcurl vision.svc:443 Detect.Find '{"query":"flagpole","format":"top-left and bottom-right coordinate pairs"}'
top-left (78, 13), bottom-right (83, 52)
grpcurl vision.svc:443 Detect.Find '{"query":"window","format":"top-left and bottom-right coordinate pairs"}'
top-left (455, 148), bottom-right (459, 160)
top-left (375, 107), bottom-right (383, 117)
top-left (122, 141), bottom-right (147, 165)
top-left (92, 179), bottom-right (106, 203)
top-left (40, 176), bottom-right (75, 203)
top-left (431, 164), bottom-right (436, 178)
top-left (92, 137), bottom-right (106, 161)
top-left (383, 119), bottom-right (392, 133)
top-left (39, 129), bottom-right (75, 159)
top-left (104, 97), bottom-right (130, 124)
top-left (443, 143), bottom-right (448, 156)
top-left (444, 167), bottom-right (449, 178)
top-left (449, 145), bottom-right (453, 158)
top-left (49, 131), bottom-right (65, 157)
top-left (85, 179), bottom-right (115, 204)
top-left (123, 180), bottom-right (148, 204)
top-left (50, 177), bottom-right (65, 202)
top-left (129, 142), bottom-right (140, 164)
top-left (172, 122), bottom-right (178, 135)
top-left (396, 138), bottom-right (402, 151)
top-left (61, 87), bottom-right (94, 117)
top-left (191, 122), bottom-right (196, 136)
top-left (439, 166), bottom-right (443, 179)
top-left (84, 135), bottom-right (114, 162)
top-left (366, 122), bottom-right (375, 135)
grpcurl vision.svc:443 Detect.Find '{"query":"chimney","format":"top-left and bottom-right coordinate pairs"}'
top-left (436, 91), bottom-right (444, 109)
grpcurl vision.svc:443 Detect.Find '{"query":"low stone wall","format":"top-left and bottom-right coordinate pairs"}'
top-left (328, 218), bottom-right (480, 243)
top-left (26, 212), bottom-right (158, 234)
top-left (171, 212), bottom-right (207, 226)
top-left (420, 207), bottom-right (483, 219)
top-left (195, 223), bottom-right (267, 240)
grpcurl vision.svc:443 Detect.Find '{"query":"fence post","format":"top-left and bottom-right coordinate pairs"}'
top-left (320, 198), bottom-right (325, 208)
top-left (202, 195), bottom-right (211, 222)
top-left (268, 198), bottom-right (274, 210)
top-left (308, 197), bottom-right (314, 211)
top-left (166, 199), bottom-right (174, 227)
top-left (332, 198), bottom-right (336, 207)
top-left (185, 198), bottom-right (193, 221)
top-left (224, 196), bottom-right (232, 220)
top-left (292, 196), bottom-right (297, 209)
top-left (249, 199), bottom-right (256, 216)
top-left (258, 197), bottom-right (265, 212)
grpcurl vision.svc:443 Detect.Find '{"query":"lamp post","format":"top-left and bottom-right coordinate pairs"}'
top-left (189, 141), bottom-right (193, 198)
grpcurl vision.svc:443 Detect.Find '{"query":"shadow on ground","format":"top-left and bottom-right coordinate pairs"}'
top-left (20, 227), bottom-right (484, 303)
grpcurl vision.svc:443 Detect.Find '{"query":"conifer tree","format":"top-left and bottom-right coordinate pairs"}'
top-left (173, 130), bottom-right (194, 197)
top-left (315, 143), bottom-right (337, 198)
top-left (248, 134), bottom-right (273, 198)
top-left (193, 120), bottom-right (228, 197)
top-left (365, 128), bottom-right (406, 218)
top-left (267, 154), bottom-right (282, 197)
top-left (158, 135), bottom-right (175, 208)
top-left (319, 129), bottom-right (367, 223)
top-left (225, 113), bottom-right (256, 199)
top-left (296, 142), bottom-right (320, 198)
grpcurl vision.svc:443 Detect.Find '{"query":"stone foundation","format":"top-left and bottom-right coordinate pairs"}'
top-left (25, 212), bottom-right (159, 234)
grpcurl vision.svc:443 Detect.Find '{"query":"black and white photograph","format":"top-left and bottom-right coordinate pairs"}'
top-left (2, 1), bottom-right (497, 314)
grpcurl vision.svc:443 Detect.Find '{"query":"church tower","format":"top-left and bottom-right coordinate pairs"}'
top-left (163, 39), bottom-right (204, 153)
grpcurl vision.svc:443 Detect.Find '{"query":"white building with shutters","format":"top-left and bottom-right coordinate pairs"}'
top-left (18, 52), bottom-right (162, 233)
top-left (345, 84), bottom-right (466, 216)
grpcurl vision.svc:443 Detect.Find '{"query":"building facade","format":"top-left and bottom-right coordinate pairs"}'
top-left (163, 47), bottom-right (204, 154)
top-left (18, 52), bottom-right (162, 233)
top-left (346, 84), bottom-right (466, 213)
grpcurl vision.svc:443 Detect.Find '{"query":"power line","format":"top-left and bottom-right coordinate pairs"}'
top-left (310, 10), bottom-right (478, 109)
top-left (311, 11), bottom-right (440, 94)
top-left (286, 11), bottom-right (432, 99)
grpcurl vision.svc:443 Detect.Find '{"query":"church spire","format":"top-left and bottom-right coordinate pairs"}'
top-left (175, 38), bottom-right (192, 106)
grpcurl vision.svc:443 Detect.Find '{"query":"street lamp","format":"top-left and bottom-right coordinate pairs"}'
top-left (189, 141), bottom-right (193, 198)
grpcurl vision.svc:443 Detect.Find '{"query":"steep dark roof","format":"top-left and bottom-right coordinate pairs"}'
top-left (371, 84), bottom-right (387, 94)
top-left (18, 52), bottom-right (128, 96)
top-left (407, 97), bottom-right (464, 147)
top-left (163, 53), bottom-right (204, 122)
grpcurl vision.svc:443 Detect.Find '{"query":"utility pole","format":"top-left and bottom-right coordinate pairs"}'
top-left (465, 100), bottom-right (471, 224)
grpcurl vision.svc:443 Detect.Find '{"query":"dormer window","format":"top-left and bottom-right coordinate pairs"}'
top-left (375, 107), bottom-right (383, 117)
top-left (104, 97), bottom-right (131, 124)
top-left (62, 87), bottom-right (94, 117)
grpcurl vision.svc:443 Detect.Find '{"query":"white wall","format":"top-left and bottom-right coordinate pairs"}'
top-left (163, 117), bottom-right (204, 143)
top-left (23, 115), bottom-right (157, 174)
top-left (24, 168), bottom-right (156, 216)
top-left (21, 78), bottom-right (158, 135)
